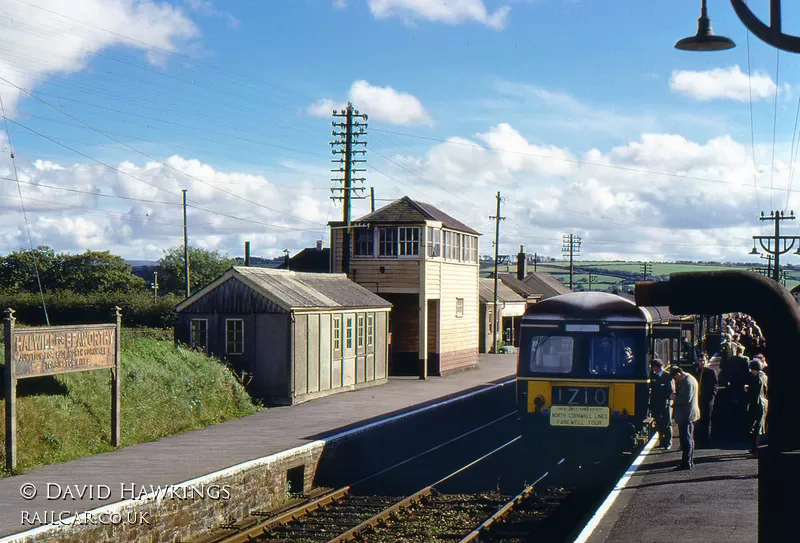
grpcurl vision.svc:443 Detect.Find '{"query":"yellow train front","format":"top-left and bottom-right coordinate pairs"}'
top-left (516, 292), bottom-right (679, 454)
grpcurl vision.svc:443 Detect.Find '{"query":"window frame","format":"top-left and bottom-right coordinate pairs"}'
top-left (333, 315), bottom-right (342, 353)
top-left (378, 227), bottom-right (397, 257)
top-left (529, 335), bottom-right (574, 374)
top-left (190, 319), bottom-right (208, 352)
top-left (346, 315), bottom-right (354, 349)
top-left (456, 297), bottom-right (464, 318)
top-left (398, 226), bottom-right (420, 257)
top-left (225, 318), bottom-right (244, 355)
top-left (357, 314), bottom-right (365, 348)
top-left (353, 227), bottom-right (374, 257)
top-left (366, 313), bottom-right (374, 347)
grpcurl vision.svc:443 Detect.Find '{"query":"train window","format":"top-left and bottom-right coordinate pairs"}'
top-left (589, 335), bottom-right (635, 376)
top-left (529, 336), bottom-right (573, 373)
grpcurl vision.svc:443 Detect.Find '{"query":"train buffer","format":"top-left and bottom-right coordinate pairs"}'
top-left (574, 436), bottom-right (757, 543)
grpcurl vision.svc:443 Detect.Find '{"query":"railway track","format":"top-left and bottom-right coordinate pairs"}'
top-left (203, 438), bottom-right (568, 543)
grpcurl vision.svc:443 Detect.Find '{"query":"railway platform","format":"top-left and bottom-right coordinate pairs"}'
top-left (577, 435), bottom-right (758, 543)
top-left (0, 354), bottom-right (516, 541)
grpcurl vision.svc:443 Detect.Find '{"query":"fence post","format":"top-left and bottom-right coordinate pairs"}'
top-left (4, 308), bottom-right (16, 471)
top-left (112, 306), bottom-right (121, 447)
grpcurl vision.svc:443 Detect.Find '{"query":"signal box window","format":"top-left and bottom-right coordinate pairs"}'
top-left (226, 319), bottom-right (244, 355)
top-left (190, 319), bottom-right (207, 352)
top-left (589, 335), bottom-right (635, 376)
top-left (529, 336), bottom-right (573, 374)
top-left (354, 228), bottom-right (374, 257)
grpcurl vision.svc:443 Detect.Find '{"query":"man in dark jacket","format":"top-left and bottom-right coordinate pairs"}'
top-left (669, 366), bottom-right (700, 470)
top-left (692, 354), bottom-right (718, 448)
top-left (649, 359), bottom-right (674, 449)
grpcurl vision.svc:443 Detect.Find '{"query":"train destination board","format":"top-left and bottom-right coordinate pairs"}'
top-left (12, 327), bottom-right (116, 378)
top-left (549, 405), bottom-right (610, 427)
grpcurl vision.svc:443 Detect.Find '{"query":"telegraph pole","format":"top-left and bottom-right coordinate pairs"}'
top-left (331, 103), bottom-right (368, 277)
top-left (588, 271), bottom-right (598, 291)
top-left (533, 252), bottom-right (537, 273)
top-left (182, 189), bottom-right (190, 298)
top-left (640, 262), bottom-right (652, 281)
top-left (490, 191), bottom-right (505, 354)
top-left (370, 186), bottom-right (375, 213)
top-left (152, 271), bottom-right (159, 303)
top-left (752, 210), bottom-right (800, 283)
top-left (561, 234), bottom-right (582, 290)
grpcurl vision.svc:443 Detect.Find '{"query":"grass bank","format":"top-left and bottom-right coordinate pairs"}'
top-left (0, 328), bottom-right (261, 476)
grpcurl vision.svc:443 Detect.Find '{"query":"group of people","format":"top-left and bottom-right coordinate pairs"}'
top-left (648, 314), bottom-right (769, 471)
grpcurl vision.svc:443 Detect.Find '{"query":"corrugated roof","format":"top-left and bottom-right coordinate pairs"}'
top-left (177, 267), bottom-right (391, 312)
top-left (479, 278), bottom-right (526, 304)
top-left (520, 272), bottom-right (572, 298)
top-left (353, 196), bottom-right (480, 235)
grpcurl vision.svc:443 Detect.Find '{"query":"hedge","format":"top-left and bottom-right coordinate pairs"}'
top-left (0, 291), bottom-right (180, 328)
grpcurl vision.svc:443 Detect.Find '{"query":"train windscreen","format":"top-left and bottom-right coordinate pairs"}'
top-left (529, 336), bottom-right (573, 373)
top-left (589, 334), bottom-right (636, 376)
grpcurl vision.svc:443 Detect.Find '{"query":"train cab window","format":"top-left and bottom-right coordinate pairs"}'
top-left (589, 335), bottom-right (635, 376)
top-left (529, 336), bottom-right (573, 373)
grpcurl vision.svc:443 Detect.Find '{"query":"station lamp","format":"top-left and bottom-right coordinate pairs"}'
top-left (675, 0), bottom-right (735, 51)
top-left (749, 242), bottom-right (760, 256)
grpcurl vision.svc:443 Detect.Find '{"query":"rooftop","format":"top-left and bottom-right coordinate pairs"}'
top-left (347, 196), bottom-right (480, 235)
top-left (177, 266), bottom-right (391, 312)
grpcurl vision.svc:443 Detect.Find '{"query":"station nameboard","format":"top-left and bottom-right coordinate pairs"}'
top-left (13, 326), bottom-right (116, 378)
top-left (4, 307), bottom-right (122, 471)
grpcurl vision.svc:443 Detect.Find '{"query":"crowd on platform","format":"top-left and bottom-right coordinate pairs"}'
top-left (649, 313), bottom-right (768, 471)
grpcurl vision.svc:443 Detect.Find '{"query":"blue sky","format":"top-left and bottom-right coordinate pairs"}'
top-left (1, 0), bottom-right (800, 264)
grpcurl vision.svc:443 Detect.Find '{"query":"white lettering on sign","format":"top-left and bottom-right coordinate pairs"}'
top-left (549, 405), bottom-right (610, 428)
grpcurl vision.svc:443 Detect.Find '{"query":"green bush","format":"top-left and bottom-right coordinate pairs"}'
top-left (0, 291), bottom-right (180, 328)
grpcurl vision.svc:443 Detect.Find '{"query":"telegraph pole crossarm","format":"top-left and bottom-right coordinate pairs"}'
top-left (752, 210), bottom-right (800, 283)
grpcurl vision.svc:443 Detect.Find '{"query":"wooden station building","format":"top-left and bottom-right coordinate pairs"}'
top-left (175, 267), bottom-right (391, 405)
top-left (329, 196), bottom-right (481, 377)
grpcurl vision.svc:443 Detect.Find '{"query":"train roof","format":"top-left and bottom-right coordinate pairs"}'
top-left (521, 291), bottom-right (670, 322)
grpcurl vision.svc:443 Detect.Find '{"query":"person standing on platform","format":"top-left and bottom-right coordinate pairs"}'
top-left (692, 354), bottom-right (718, 448)
top-left (745, 359), bottom-right (768, 455)
top-left (649, 359), bottom-right (674, 449)
top-left (669, 366), bottom-right (700, 470)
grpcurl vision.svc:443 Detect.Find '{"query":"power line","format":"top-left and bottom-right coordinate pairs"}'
top-left (0, 76), bottom-right (322, 226)
top-left (0, 91), bottom-right (49, 325)
top-left (769, 49), bottom-right (780, 210)
top-left (745, 29), bottom-right (762, 229)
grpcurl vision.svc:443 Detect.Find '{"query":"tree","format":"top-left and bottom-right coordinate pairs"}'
top-left (0, 246), bottom-right (59, 293)
top-left (57, 251), bottom-right (146, 294)
top-left (158, 246), bottom-right (234, 297)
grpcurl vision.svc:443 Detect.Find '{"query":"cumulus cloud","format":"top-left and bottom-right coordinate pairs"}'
top-left (308, 80), bottom-right (432, 125)
top-left (368, 0), bottom-right (510, 30)
top-left (0, 0), bottom-right (199, 114)
top-left (669, 65), bottom-right (777, 101)
top-left (0, 152), bottom-right (329, 259)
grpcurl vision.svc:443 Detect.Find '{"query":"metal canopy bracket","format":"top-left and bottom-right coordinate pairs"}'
top-left (731, 0), bottom-right (800, 53)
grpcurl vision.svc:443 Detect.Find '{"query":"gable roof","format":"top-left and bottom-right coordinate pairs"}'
top-left (352, 196), bottom-right (480, 235)
top-left (520, 272), bottom-right (572, 298)
top-left (497, 273), bottom-right (543, 300)
top-left (479, 278), bottom-right (526, 304)
top-left (277, 247), bottom-right (330, 273)
top-left (176, 266), bottom-right (391, 313)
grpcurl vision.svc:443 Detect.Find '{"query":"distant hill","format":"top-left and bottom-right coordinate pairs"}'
top-left (125, 260), bottom-right (158, 267)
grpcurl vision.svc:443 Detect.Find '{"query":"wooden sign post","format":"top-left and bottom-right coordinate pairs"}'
top-left (4, 307), bottom-right (122, 471)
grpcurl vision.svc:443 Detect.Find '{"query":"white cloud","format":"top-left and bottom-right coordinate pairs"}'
top-left (308, 80), bottom-right (432, 125)
top-left (184, 0), bottom-right (240, 28)
top-left (0, 0), bottom-right (199, 114)
top-left (669, 65), bottom-right (776, 101)
top-left (333, 0), bottom-right (348, 8)
top-left (368, 0), bottom-right (510, 30)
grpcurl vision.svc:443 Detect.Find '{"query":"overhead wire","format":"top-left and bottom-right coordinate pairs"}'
top-left (0, 91), bottom-right (49, 324)
top-left (769, 49), bottom-right (780, 211)
top-left (0, 76), bottom-right (324, 226)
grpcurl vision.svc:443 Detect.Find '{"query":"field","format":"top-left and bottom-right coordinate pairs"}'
top-left (483, 260), bottom-right (800, 291)
top-left (0, 328), bottom-right (261, 476)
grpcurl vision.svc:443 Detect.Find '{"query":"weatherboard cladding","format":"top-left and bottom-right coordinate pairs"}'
top-left (181, 277), bottom-right (285, 314)
top-left (354, 196), bottom-right (480, 235)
